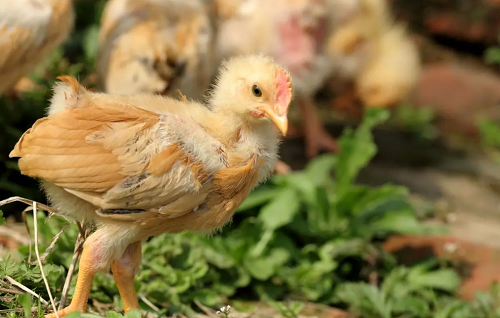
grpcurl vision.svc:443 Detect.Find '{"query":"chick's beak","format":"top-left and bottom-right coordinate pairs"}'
top-left (258, 105), bottom-right (288, 136)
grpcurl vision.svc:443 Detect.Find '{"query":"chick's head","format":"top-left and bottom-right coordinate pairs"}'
top-left (210, 54), bottom-right (293, 135)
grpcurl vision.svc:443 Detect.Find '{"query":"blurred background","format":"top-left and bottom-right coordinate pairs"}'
top-left (1, 0), bottom-right (500, 317)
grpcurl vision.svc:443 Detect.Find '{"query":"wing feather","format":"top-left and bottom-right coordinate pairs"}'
top-left (10, 82), bottom-right (227, 217)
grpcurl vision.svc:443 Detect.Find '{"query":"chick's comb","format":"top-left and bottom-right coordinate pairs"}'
top-left (275, 67), bottom-right (293, 115)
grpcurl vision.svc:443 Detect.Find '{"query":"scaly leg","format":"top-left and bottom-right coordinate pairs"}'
top-left (45, 243), bottom-right (98, 318)
top-left (111, 241), bottom-right (142, 313)
top-left (299, 97), bottom-right (338, 158)
top-left (274, 160), bottom-right (291, 175)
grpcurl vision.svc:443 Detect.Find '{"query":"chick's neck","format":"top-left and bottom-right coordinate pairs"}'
top-left (194, 106), bottom-right (274, 161)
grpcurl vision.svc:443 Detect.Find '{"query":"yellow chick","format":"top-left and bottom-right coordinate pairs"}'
top-left (327, 0), bottom-right (392, 78)
top-left (11, 54), bottom-right (292, 318)
top-left (356, 24), bottom-right (421, 108)
top-left (216, 0), bottom-right (340, 161)
top-left (327, 0), bottom-right (420, 108)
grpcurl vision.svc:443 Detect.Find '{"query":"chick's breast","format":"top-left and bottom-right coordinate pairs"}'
top-left (0, 0), bottom-right (74, 95)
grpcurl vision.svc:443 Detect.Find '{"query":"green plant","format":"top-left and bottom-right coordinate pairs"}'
top-left (392, 104), bottom-right (438, 141)
top-left (335, 260), bottom-right (461, 318)
top-left (336, 272), bottom-right (500, 318)
top-left (477, 118), bottom-right (500, 163)
top-left (484, 35), bottom-right (500, 66)
top-left (1, 109), bottom-right (442, 317)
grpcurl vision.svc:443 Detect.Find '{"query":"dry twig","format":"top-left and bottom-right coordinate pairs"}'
top-left (21, 207), bottom-right (33, 263)
top-left (0, 306), bottom-right (39, 314)
top-left (140, 294), bottom-right (160, 312)
top-left (4, 275), bottom-right (48, 305)
top-left (0, 196), bottom-right (56, 214)
top-left (194, 300), bottom-right (219, 318)
top-left (0, 196), bottom-right (58, 263)
top-left (30, 225), bottom-right (68, 265)
top-left (33, 202), bottom-right (60, 317)
top-left (0, 287), bottom-right (25, 295)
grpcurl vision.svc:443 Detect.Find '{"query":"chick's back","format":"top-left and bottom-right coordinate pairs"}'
top-left (10, 76), bottom-right (230, 225)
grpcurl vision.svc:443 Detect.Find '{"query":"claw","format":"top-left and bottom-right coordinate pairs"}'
top-left (298, 97), bottom-right (339, 159)
top-left (304, 125), bottom-right (338, 158)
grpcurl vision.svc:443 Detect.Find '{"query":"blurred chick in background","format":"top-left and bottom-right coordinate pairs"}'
top-left (327, 0), bottom-right (420, 108)
top-left (97, 0), bottom-right (215, 101)
top-left (215, 0), bottom-right (340, 161)
top-left (0, 0), bottom-right (74, 97)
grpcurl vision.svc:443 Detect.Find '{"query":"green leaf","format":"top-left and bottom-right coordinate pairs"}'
top-left (335, 109), bottom-right (390, 197)
top-left (124, 309), bottom-right (142, 318)
top-left (484, 47), bottom-right (500, 65)
top-left (335, 283), bottom-right (391, 318)
top-left (434, 299), bottom-right (470, 318)
top-left (351, 184), bottom-right (410, 217)
top-left (392, 296), bottom-right (430, 316)
top-left (369, 210), bottom-right (423, 235)
top-left (243, 256), bottom-right (275, 280)
top-left (408, 267), bottom-right (461, 292)
top-left (105, 311), bottom-right (124, 318)
top-left (258, 187), bottom-right (300, 230)
top-left (19, 293), bottom-right (32, 318)
top-left (305, 154), bottom-right (337, 186)
top-left (237, 186), bottom-right (279, 212)
top-left (83, 25), bottom-right (100, 63)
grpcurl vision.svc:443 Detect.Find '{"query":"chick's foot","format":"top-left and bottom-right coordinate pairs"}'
top-left (303, 123), bottom-right (339, 158)
top-left (275, 160), bottom-right (291, 174)
top-left (111, 242), bottom-right (142, 313)
top-left (45, 239), bottom-right (100, 317)
top-left (299, 98), bottom-right (338, 158)
top-left (45, 305), bottom-right (82, 318)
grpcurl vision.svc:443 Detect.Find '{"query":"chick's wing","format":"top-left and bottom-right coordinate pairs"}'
top-left (10, 84), bottom-right (228, 217)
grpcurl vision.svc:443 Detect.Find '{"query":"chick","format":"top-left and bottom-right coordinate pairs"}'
top-left (356, 24), bottom-right (420, 107)
top-left (327, 0), bottom-right (420, 108)
top-left (216, 0), bottom-right (339, 160)
top-left (97, 0), bottom-right (215, 100)
top-left (0, 0), bottom-right (74, 96)
top-left (326, 0), bottom-right (391, 79)
top-left (10, 54), bottom-right (292, 317)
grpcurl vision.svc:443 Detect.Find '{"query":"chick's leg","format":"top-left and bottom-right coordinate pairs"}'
top-left (45, 243), bottom-right (99, 318)
top-left (275, 160), bottom-right (291, 174)
top-left (299, 97), bottom-right (338, 158)
top-left (111, 241), bottom-right (142, 313)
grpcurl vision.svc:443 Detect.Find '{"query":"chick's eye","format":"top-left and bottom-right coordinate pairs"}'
top-left (252, 85), bottom-right (262, 97)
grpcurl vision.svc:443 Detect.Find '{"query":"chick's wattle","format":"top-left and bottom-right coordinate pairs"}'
top-left (10, 54), bottom-right (292, 317)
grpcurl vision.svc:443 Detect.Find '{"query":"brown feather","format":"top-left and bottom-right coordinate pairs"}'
top-left (147, 144), bottom-right (183, 177)
top-left (9, 81), bottom-right (163, 193)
